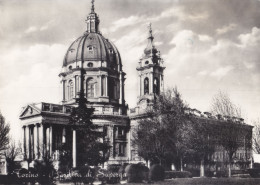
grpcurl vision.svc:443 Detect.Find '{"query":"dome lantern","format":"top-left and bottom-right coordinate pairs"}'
top-left (86, 0), bottom-right (100, 33)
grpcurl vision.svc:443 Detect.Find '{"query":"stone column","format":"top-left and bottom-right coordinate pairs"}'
top-left (49, 126), bottom-right (53, 158)
top-left (138, 74), bottom-right (141, 97)
top-left (62, 80), bottom-right (66, 101)
top-left (149, 73), bottom-right (153, 94)
top-left (78, 76), bottom-right (81, 94)
top-left (73, 77), bottom-right (76, 99)
top-left (72, 129), bottom-right (77, 168)
top-left (40, 124), bottom-right (44, 159)
top-left (126, 128), bottom-right (130, 160)
top-left (160, 74), bottom-right (164, 93)
top-left (62, 127), bottom-right (66, 144)
top-left (25, 126), bottom-right (30, 160)
top-left (23, 126), bottom-right (26, 159)
top-left (33, 125), bottom-right (38, 159)
top-left (36, 124), bottom-right (40, 159)
top-left (108, 126), bottom-right (114, 158)
top-left (28, 126), bottom-right (32, 160)
top-left (119, 72), bottom-right (123, 104)
top-left (46, 127), bottom-right (50, 156)
top-left (99, 75), bottom-right (102, 96)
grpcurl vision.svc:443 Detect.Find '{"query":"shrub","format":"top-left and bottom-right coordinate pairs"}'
top-left (125, 163), bottom-right (149, 183)
top-left (149, 164), bottom-right (165, 181)
top-left (248, 169), bottom-right (260, 178)
top-left (165, 171), bottom-right (192, 179)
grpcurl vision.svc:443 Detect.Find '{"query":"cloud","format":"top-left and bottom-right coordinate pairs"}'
top-left (164, 27), bottom-right (260, 121)
top-left (216, 23), bottom-right (237, 35)
top-left (0, 43), bottom-right (66, 140)
top-left (25, 26), bottom-right (38, 34)
top-left (210, 65), bottom-right (234, 80)
top-left (238, 27), bottom-right (260, 47)
top-left (24, 20), bottom-right (55, 34)
top-left (115, 29), bottom-right (147, 107)
top-left (198, 70), bottom-right (208, 76)
top-left (110, 16), bottom-right (143, 32)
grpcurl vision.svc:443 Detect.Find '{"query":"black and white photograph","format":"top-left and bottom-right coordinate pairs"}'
top-left (0, 0), bottom-right (260, 184)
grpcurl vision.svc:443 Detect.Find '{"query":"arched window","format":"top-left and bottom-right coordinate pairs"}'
top-left (144, 78), bottom-right (149, 95)
top-left (101, 76), bottom-right (106, 96)
top-left (68, 81), bottom-right (74, 100)
top-left (86, 78), bottom-right (95, 98)
top-left (153, 78), bottom-right (160, 95)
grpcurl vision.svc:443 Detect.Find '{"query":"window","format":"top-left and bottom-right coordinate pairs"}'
top-left (119, 143), bottom-right (126, 156)
top-left (118, 127), bottom-right (125, 137)
top-left (86, 78), bottom-right (95, 98)
top-left (116, 143), bottom-right (126, 157)
top-left (153, 78), bottom-right (160, 95)
top-left (144, 78), bottom-right (149, 95)
top-left (101, 79), bottom-right (106, 98)
top-left (87, 62), bottom-right (93, 67)
top-left (68, 81), bottom-right (74, 100)
top-left (101, 76), bottom-right (106, 96)
top-left (88, 46), bottom-right (94, 54)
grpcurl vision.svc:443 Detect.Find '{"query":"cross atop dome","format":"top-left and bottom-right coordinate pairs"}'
top-left (148, 23), bottom-right (154, 43)
top-left (91, 0), bottom-right (95, 13)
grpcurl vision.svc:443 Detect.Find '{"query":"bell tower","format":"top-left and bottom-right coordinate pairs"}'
top-left (137, 23), bottom-right (165, 108)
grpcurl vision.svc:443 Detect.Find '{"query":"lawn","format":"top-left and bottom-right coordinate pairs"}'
top-left (125, 178), bottom-right (260, 185)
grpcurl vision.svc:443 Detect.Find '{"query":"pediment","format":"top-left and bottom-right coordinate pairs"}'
top-left (20, 105), bottom-right (41, 118)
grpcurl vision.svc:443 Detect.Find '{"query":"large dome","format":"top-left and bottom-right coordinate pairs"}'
top-left (63, 32), bottom-right (121, 69)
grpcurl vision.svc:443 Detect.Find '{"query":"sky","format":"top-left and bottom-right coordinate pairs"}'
top-left (0, 0), bottom-right (260, 140)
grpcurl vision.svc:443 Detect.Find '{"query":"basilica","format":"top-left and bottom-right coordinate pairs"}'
top-left (19, 1), bottom-right (164, 167)
top-left (19, 1), bottom-right (253, 171)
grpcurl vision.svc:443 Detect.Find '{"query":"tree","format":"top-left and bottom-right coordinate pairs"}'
top-left (69, 99), bottom-right (110, 166)
top-left (4, 140), bottom-right (22, 174)
top-left (252, 119), bottom-right (260, 154)
top-left (189, 117), bottom-right (215, 177)
top-left (211, 91), bottom-right (244, 177)
top-left (133, 88), bottom-right (193, 170)
top-left (220, 123), bottom-right (244, 177)
top-left (0, 111), bottom-right (10, 153)
top-left (211, 91), bottom-right (241, 118)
